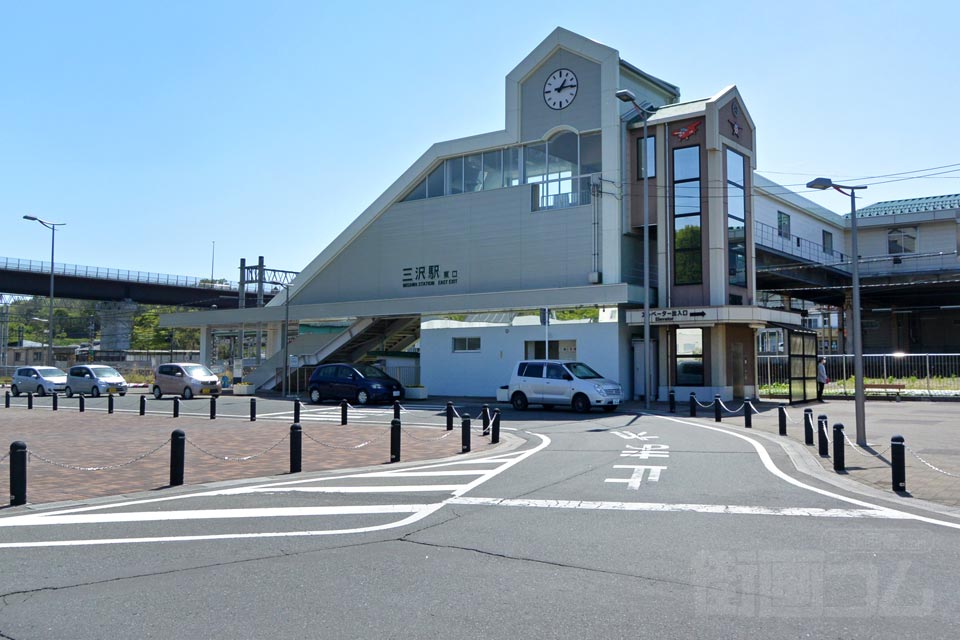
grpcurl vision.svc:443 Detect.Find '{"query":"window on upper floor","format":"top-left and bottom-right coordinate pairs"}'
top-left (726, 148), bottom-right (746, 288)
top-left (673, 146), bottom-right (702, 285)
top-left (778, 211), bottom-right (791, 239)
top-left (822, 230), bottom-right (834, 255)
top-left (636, 135), bottom-right (655, 180)
top-left (888, 227), bottom-right (916, 254)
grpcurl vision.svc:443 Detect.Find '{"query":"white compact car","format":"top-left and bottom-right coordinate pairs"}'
top-left (508, 360), bottom-right (622, 413)
top-left (65, 364), bottom-right (129, 398)
top-left (11, 366), bottom-right (68, 396)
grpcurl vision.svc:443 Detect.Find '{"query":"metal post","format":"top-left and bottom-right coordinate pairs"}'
top-left (27, 392), bottom-right (33, 410)
top-left (340, 399), bottom-right (348, 426)
top-left (778, 404), bottom-right (787, 436)
top-left (492, 409), bottom-right (501, 444)
top-left (52, 392), bottom-right (58, 412)
top-left (804, 408), bottom-right (814, 445)
top-left (668, 390), bottom-right (675, 414)
top-left (817, 414), bottom-right (829, 457)
top-left (170, 429), bottom-right (185, 487)
top-left (293, 399), bottom-right (300, 424)
top-left (390, 418), bottom-right (401, 463)
top-left (446, 401), bottom-right (454, 431)
top-left (108, 393), bottom-right (114, 414)
top-left (393, 400), bottom-right (401, 421)
top-left (847, 189), bottom-right (867, 446)
top-left (689, 392), bottom-right (696, 417)
top-left (891, 435), bottom-right (906, 492)
top-left (173, 396), bottom-right (180, 418)
top-left (833, 424), bottom-right (845, 472)
top-left (139, 394), bottom-right (146, 416)
top-left (10, 441), bottom-right (27, 506)
top-left (482, 404), bottom-right (490, 436)
top-left (250, 397), bottom-right (257, 422)
top-left (714, 394), bottom-right (722, 423)
top-left (209, 395), bottom-right (216, 420)
top-left (79, 394), bottom-right (85, 413)
top-left (290, 423), bottom-right (302, 473)
top-left (4, 391), bottom-right (9, 408)
top-left (744, 399), bottom-right (752, 428)
top-left (461, 416), bottom-right (471, 453)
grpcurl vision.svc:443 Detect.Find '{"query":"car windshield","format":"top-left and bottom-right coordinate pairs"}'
top-left (90, 366), bottom-right (122, 377)
top-left (354, 364), bottom-right (391, 379)
top-left (36, 367), bottom-right (67, 377)
top-left (566, 362), bottom-right (603, 379)
top-left (183, 365), bottom-right (213, 377)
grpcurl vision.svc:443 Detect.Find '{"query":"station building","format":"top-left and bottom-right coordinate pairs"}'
top-left (165, 27), bottom-right (959, 402)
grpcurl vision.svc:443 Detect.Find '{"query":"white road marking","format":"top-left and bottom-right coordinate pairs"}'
top-left (447, 497), bottom-right (915, 519)
top-left (230, 485), bottom-right (465, 494)
top-left (605, 465), bottom-right (667, 488)
top-left (611, 431), bottom-right (659, 441)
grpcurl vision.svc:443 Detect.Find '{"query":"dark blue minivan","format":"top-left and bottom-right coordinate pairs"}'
top-left (307, 363), bottom-right (405, 405)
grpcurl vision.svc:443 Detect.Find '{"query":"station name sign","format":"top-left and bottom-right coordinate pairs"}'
top-left (402, 264), bottom-right (459, 288)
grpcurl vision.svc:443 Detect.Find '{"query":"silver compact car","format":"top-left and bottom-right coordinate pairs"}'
top-left (65, 364), bottom-right (128, 398)
top-left (11, 366), bottom-right (68, 396)
top-left (152, 362), bottom-right (222, 399)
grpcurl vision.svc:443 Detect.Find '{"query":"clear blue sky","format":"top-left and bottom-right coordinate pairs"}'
top-left (3, 1), bottom-right (958, 283)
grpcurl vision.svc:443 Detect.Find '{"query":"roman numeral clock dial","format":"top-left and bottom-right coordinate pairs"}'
top-left (543, 68), bottom-right (578, 110)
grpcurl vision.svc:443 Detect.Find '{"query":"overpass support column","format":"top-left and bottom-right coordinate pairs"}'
top-left (200, 327), bottom-right (214, 366)
top-left (265, 324), bottom-right (283, 360)
top-left (97, 300), bottom-right (138, 351)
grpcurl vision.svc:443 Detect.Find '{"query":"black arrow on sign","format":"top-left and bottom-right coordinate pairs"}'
top-left (689, 311), bottom-right (707, 317)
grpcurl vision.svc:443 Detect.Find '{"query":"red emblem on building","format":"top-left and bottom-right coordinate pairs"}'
top-left (671, 121), bottom-right (702, 142)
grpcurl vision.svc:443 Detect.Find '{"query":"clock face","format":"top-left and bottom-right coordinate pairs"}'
top-left (543, 68), bottom-right (578, 110)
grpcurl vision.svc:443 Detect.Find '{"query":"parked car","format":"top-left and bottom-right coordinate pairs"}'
top-left (508, 360), bottom-right (622, 413)
top-left (65, 364), bottom-right (128, 398)
top-left (307, 363), bottom-right (404, 405)
top-left (11, 366), bottom-right (68, 397)
top-left (152, 363), bottom-right (222, 399)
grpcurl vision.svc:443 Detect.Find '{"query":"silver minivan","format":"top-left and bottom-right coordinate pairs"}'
top-left (65, 364), bottom-right (128, 397)
top-left (11, 366), bottom-right (68, 396)
top-left (152, 362), bottom-right (221, 399)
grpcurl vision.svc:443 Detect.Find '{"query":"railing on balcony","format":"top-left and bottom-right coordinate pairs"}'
top-left (530, 176), bottom-right (593, 211)
top-left (753, 220), bottom-right (847, 268)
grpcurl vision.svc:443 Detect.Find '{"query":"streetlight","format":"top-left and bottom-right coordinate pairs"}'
top-left (806, 177), bottom-right (868, 445)
top-left (23, 215), bottom-right (65, 366)
top-left (269, 281), bottom-right (291, 398)
top-left (617, 89), bottom-right (658, 409)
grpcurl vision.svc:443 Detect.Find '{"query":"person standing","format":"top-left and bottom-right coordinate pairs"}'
top-left (816, 357), bottom-right (828, 401)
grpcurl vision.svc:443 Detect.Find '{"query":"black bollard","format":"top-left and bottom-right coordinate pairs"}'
top-left (744, 399), bottom-right (752, 428)
top-left (108, 393), bottom-right (114, 414)
top-left (10, 441), bottom-right (27, 506)
top-left (52, 392), bottom-right (58, 412)
top-left (290, 424), bottom-right (302, 473)
top-left (668, 390), bottom-right (676, 414)
top-left (27, 392), bottom-right (33, 410)
top-left (139, 394), bottom-right (146, 416)
top-left (173, 396), bottom-right (180, 418)
top-left (79, 394), bottom-right (85, 413)
top-left (817, 415), bottom-right (829, 457)
top-left (446, 401), bottom-right (454, 431)
top-left (340, 399), bottom-right (348, 426)
top-left (778, 405), bottom-right (787, 436)
top-left (461, 416), bottom-right (471, 453)
top-left (209, 395), bottom-right (216, 420)
top-left (492, 409), bottom-right (501, 444)
top-left (4, 390), bottom-right (9, 408)
top-left (891, 435), bottom-right (906, 492)
top-left (393, 400), bottom-right (401, 421)
top-left (293, 399), bottom-right (300, 424)
top-left (833, 424), bottom-right (845, 472)
top-left (250, 397), bottom-right (257, 422)
top-left (482, 404), bottom-right (490, 436)
top-left (170, 429), bottom-right (185, 487)
top-left (390, 418), bottom-right (401, 463)
top-left (689, 392), bottom-right (697, 418)
top-left (714, 394), bottom-right (722, 423)
top-left (803, 409), bottom-right (814, 445)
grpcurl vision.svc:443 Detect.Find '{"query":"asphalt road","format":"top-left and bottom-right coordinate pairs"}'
top-left (2, 407), bottom-right (960, 639)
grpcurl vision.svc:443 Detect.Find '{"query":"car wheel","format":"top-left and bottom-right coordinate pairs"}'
top-left (602, 405), bottom-right (617, 413)
top-left (153, 387), bottom-right (163, 399)
top-left (119, 392), bottom-right (127, 397)
top-left (571, 393), bottom-right (591, 413)
top-left (64, 386), bottom-right (73, 398)
top-left (356, 389), bottom-right (370, 405)
top-left (511, 392), bottom-right (529, 411)
top-left (37, 386), bottom-right (47, 397)
top-left (183, 387), bottom-right (194, 400)
top-left (309, 388), bottom-right (321, 404)
top-left (91, 386), bottom-right (101, 398)
top-left (11, 384), bottom-right (20, 397)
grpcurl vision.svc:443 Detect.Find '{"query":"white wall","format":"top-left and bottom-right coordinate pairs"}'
top-left (420, 318), bottom-right (622, 397)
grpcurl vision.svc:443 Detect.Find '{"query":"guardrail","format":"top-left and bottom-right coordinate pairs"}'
top-left (0, 256), bottom-right (239, 290)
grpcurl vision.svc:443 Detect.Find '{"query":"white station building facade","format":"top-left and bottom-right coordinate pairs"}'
top-left (164, 27), bottom-right (807, 401)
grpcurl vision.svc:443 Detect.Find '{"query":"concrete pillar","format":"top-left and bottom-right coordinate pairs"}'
top-left (97, 301), bottom-right (138, 351)
top-left (265, 323), bottom-right (283, 360)
top-left (199, 327), bottom-right (214, 366)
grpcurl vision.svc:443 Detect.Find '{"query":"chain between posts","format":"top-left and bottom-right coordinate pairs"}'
top-left (185, 434), bottom-right (289, 462)
top-left (905, 446), bottom-right (960, 479)
top-left (27, 438), bottom-right (173, 471)
top-left (818, 421), bottom-right (831, 444)
top-left (780, 408), bottom-right (802, 424)
top-left (716, 399), bottom-right (761, 415)
top-left (300, 428), bottom-right (374, 449)
top-left (400, 426), bottom-right (455, 441)
top-left (693, 397), bottom-right (716, 408)
top-left (839, 430), bottom-right (891, 459)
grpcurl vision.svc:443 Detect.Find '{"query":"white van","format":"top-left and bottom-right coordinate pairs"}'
top-left (507, 360), bottom-right (622, 413)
